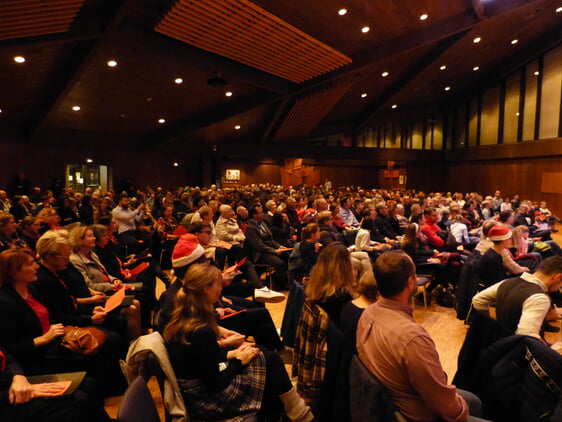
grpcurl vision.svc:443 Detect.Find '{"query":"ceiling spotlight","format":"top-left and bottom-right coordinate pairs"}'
top-left (146, 97), bottom-right (152, 102)
top-left (107, 60), bottom-right (117, 67)
top-left (391, 104), bottom-right (398, 109)
top-left (440, 65), bottom-right (446, 70)
top-left (120, 113), bottom-right (126, 118)
top-left (381, 71), bottom-right (389, 77)
top-left (444, 86), bottom-right (451, 91)
top-left (14, 56), bottom-right (25, 63)
top-left (174, 78), bottom-right (183, 84)
top-left (473, 37), bottom-right (481, 43)
top-left (361, 93), bottom-right (367, 98)
top-left (556, 6), bottom-right (562, 12)
top-left (473, 66), bottom-right (480, 71)
top-left (419, 14), bottom-right (428, 20)
top-left (516, 112), bottom-right (520, 116)
top-left (173, 162), bottom-right (179, 167)
top-left (225, 91), bottom-right (233, 97)
top-left (72, 105), bottom-right (81, 111)
top-left (338, 8), bottom-right (347, 15)
top-left (511, 39), bottom-right (518, 45)
top-left (361, 26), bottom-right (370, 33)
top-left (534, 71), bottom-right (540, 76)
top-left (86, 158), bottom-right (93, 163)
top-left (234, 125), bottom-right (241, 130)
top-left (158, 118), bottom-right (166, 124)
top-left (0, 109), bottom-right (2, 114)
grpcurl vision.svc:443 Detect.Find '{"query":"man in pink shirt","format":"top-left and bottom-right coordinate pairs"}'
top-left (357, 251), bottom-right (489, 422)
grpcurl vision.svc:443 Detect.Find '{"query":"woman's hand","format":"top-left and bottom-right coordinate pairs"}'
top-left (35, 323), bottom-right (65, 346)
top-left (91, 307), bottom-right (107, 325)
top-left (111, 279), bottom-right (123, 289)
top-left (9, 375), bottom-right (33, 404)
top-left (217, 328), bottom-right (245, 349)
top-left (233, 342), bottom-right (259, 365)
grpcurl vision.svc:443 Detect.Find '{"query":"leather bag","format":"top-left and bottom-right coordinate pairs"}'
top-left (61, 326), bottom-right (107, 356)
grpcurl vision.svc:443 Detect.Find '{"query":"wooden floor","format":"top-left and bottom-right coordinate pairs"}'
top-left (105, 226), bottom-right (562, 419)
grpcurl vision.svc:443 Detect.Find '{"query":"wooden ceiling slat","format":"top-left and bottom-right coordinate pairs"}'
top-left (158, 19), bottom-right (312, 81)
top-left (2, 15), bottom-right (77, 27)
top-left (2, 5), bottom-right (83, 18)
top-left (156, 0), bottom-right (351, 83)
top-left (274, 80), bottom-right (354, 140)
top-left (0, 28), bottom-right (69, 40)
top-left (0, 0), bottom-right (84, 13)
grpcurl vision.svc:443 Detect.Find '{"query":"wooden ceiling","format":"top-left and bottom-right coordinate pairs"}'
top-left (0, 0), bottom-right (561, 151)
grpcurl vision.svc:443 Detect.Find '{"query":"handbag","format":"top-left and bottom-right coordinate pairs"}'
top-left (61, 326), bottom-right (107, 356)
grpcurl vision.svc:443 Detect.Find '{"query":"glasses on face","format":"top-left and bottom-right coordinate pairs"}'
top-left (54, 254), bottom-right (71, 261)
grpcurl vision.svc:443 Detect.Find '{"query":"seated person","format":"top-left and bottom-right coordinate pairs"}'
top-left (298, 223), bottom-right (322, 277)
top-left (450, 215), bottom-right (479, 250)
top-left (472, 256), bottom-right (562, 341)
top-left (0, 347), bottom-right (97, 422)
top-left (340, 271), bottom-right (378, 352)
top-left (355, 217), bottom-right (390, 260)
top-left (420, 207), bottom-right (446, 250)
top-left (304, 242), bottom-right (354, 325)
top-left (190, 221), bottom-right (283, 303)
top-left (357, 251), bottom-right (489, 422)
top-left (164, 264), bottom-right (313, 421)
top-left (478, 225), bottom-right (529, 288)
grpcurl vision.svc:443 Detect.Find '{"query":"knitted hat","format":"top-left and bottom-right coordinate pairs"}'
top-left (488, 225), bottom-right (512, 241)
top-left (172, 233), bottom-right (205, 268)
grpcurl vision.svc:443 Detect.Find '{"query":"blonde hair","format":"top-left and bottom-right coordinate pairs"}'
top-left (68, 225), bottom-right (91, 253)
top-left (356, 270), bottom-right (378, 301)
top-left (36, 230), bottom-right (70, 260)
top-left (306, 242), bottom-right (354, 302)
top-left (163, 264), bottom-right (222, 345)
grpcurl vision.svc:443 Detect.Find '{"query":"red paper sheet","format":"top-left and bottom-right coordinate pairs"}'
top-left (223, 257), bottom-right (247, 274)
top-left (104, 287), bottom-right (126, 313)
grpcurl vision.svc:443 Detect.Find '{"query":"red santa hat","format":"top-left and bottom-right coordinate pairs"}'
top-left (488, 225), bottom-right (512, 241)
top-left (172, 233), bottom-right (205, 268)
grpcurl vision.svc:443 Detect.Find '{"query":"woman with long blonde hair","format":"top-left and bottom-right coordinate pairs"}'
top-left (305, 242), bottom-right (354, 324)
top-left (164, 263), bottom-right (313, 422)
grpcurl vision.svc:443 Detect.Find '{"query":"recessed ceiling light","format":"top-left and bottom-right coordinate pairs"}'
top-left (120, 113), bottom-right (126, 118)
top-left (173, 162), bottom-right (179, 167)
top-left (534, 71), bottom-right (540, 76)
top-left (419, 14), bottom-right (428, 20)
top-left (440, 65), bottom-right (446, 70)
top-left (86, 158), bottom-right (93, 163)
top-left (107, 60), bottom-right (117, 67)
top-left (515, 112), bottom-right (520, 116)
top-left (556, 6), bottom-right (562, 12)
top-left (158, 118), bottom-right (166, 124)
top-left (146, 97), bottom-right (152, 102)
top-left (338, 8), bottom-right (347, 16)
top-left (72, 105), bottom-right (81, 111)
top-left (361, 26), bottom-right (370, 33)
top-left (0, 109), bottom-right (2, 114)
top-left (235, 125), bottom-right (241, 130)
top-left (473, 66), bottom-right (480, 71)
top-left (225, 91), bottom-right (233, 97)
top-left (13, 56), bottom-right (25, 63)
top-left (473, 37), bottom-right (481, 43)
top-left (444, 86), bottom-right (451, 91)
top-left (174, 78), bottom-right (183, 84)
top-left (381, 71), bottom-right (389, 77)
top-left (361, 93), bottom-right (367, 98)
top-left (511, 39), bottom-right (518, 45)
top-left (391, 104), bottom-right (398, 109)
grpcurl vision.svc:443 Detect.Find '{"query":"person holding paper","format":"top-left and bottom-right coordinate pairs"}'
top-left (0, 347), bottom-right (97, 422)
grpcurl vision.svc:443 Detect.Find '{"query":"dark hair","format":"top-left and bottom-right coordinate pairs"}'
top-left (373, 251), bottom-right (415, 298)
top-left (188, 221), bottom-right (211, 235)
top-left (248, 204), bottom-right (262, 219)
top-left (538, 256), bottom-right (562, 275)
top-left (423, 207), bottom-right (436, 217)
top-left (499, 211), bottom-right (512, 223)
top-left (360, 216), bottom-right (373, 230)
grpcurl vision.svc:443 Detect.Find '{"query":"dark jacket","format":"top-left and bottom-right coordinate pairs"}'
top-left (245, 219), bottom-right (280, 263)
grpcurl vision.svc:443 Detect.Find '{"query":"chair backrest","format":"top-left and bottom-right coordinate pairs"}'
top-left (349, 355), bottom-right (405, 422)
top-left (117, 376), bottom-right (161, 422)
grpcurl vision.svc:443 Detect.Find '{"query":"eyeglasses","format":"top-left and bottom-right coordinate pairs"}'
top-left (54, 255), bottom-right (71, 260)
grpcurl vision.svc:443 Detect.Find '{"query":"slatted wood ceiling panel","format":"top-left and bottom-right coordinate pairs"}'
top-left (274, 80), bottom-right (354, 141)
top-left (0, 0), bottom-right (86, 41)
top-left (155, 0), bottom-right (352, 83)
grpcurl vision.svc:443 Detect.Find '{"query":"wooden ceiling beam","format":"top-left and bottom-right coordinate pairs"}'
top-left (259, 97), bottom-right (290, 143)
top-left (355, 31), bottom-right (469, 129)
top-left (140, 90), bottom-right (280, 148)
top-left (27, 0), bottom-right (137, 142)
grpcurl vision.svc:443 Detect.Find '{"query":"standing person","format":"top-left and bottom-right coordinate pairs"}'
top-left (164, 264), bottom-right (313, 422)
top-left (357, 251), bottom-right (489, 422)
top-left (111, 193), bottom-right (151, 254)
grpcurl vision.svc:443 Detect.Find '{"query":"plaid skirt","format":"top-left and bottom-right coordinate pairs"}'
top-left (177, 351), bottom-right (266, 422)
